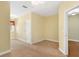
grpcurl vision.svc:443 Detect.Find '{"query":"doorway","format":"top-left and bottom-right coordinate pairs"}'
top-left (10, 21), bottom-right (16, 40)
top-left (68, 8), bottom-right (79, 57)
top-left (64, 5), bottom-right (79, 57)
top-left (10, 20), bottom-right (17, 49)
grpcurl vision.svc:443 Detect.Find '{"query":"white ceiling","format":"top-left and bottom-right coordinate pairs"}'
top-left (68, 7), bottom-right (79, 16)
top-left (10, 1), bottom-right (61, 19)
top-left (10, 1), bottom-right (31, 19)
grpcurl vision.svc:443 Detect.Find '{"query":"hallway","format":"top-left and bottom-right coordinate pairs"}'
top-left (2, 40), bottom-right (65, 57)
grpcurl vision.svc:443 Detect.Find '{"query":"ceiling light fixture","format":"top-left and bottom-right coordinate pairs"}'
top-left (71, 13), bottom-right (76, 15)
top-left (31, 1), bottom-right (45, 5)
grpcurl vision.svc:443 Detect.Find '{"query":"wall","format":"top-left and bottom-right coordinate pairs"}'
top-left (31, 12), bottom-right (45, 43)
top-left (0, 2), bottom-right (10, 53)
top-left (44, 15), bottom-right (58, 42)
top-left (16, 11), bottom-right (32, 43)
top-left (68, 14), bottom-right (79, 42)
top-left (59, 1), bottom-right (79, 55)
top-left (15, 11), bottom-right (58, 45)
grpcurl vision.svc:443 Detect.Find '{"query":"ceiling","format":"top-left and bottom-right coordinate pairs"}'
top-left (10, 1), bottom-right (61, 19)
top-left (68, 7), bottom-right (79, 16)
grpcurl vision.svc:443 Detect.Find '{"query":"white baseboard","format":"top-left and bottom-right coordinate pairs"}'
top-left (16, 36), bottom-right (32, 44)
top-left (0, 50), bottom-right (11, 56)
top-left (69, 39), bottom-right (79, 42)
top-left (32, 38), bottom-right (59, 44)
top-left (17, 38), bottom-right (33, 44)
top-left (46, 39), bottom-right (59, 42)
top-left (17, 38), bottom-right (26, 43)
top-left (59, 48), bottom-right (66, 55)
top-left (32, 39), bottom-right (44, 44)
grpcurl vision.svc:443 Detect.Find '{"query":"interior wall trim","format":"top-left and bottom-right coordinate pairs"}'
top-left (0, 50), bottom-right (11, 56)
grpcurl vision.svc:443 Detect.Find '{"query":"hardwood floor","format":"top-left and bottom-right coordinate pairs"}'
top-left (68, 41), bottom-right (79, 57)
top-left (34, 40), bottom-right (59, 49)
top-left (1, 40), bottom-right (65, 57)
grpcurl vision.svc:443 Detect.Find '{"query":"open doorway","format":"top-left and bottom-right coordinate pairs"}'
top-left (10, 20), bottom-right (16, 49)
top-left (68, 7), bottom-right (79, 57)
top-left (65, 5), bottom-right (79, 57)
top-left (10, 21), bottom-right (16, 40)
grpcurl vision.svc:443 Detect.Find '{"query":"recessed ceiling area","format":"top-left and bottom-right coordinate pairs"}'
top-left (10, 1), bottom-right (61, 19)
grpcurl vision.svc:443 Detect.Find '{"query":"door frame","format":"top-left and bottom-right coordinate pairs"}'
top-left (64, 4), bottom-right (79, 56)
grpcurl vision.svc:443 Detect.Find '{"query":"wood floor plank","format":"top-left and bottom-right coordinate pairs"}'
top-left (68, 41), bottom-right (79, 57)
top-left (1, 40), bottom-right (65, 57)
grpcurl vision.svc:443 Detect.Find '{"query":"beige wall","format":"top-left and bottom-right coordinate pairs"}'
top-left (16, 11), bottom-right (32, 43)
top-left (68, 14), bottom-right (79, 41)
top-left (31, 12), bottom-right (58, 43)
top-left (16, 12), bottom-right (45, 44)
top-left (44, 15), bottom-right (58, 42)
top-left (0, 2), bottom-right (10, 53)
top-left (31, 12), bottom-right (45, 43)
top-left (59, 1), bottom-right (79, 55)
top-left (15, 9), bottom-right (58, 44)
